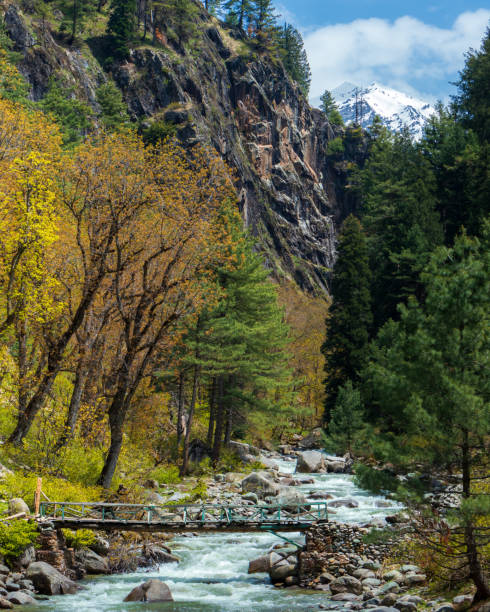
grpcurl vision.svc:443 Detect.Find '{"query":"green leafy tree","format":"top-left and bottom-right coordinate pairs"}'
top-left (95, 82), bottom-right (130, 131)
top-left (324, 380), bottom-right (365, 455)
top-left (320, 90), bottom-right (344, 125)
top-left (107, 0), bottom-right (137, 59)
top-left (277, 24), bottom-right (311, 96)
top-left (322, 215), bottom-right (372, 422)
top-left (40, 79), bottom-right (92, 146)
top-left (362, 229), bottom-right (490, 602)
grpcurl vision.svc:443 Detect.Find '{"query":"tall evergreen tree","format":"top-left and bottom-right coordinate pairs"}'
top-left (107, 0), bottom-right (137, 59)
top-left (223, 0), bottom-right (252, 30)
top-left (362, 229), bottom-right (490, 602)
top-left (277, 24), bottom-right (311, 96)
top-left (361, 126), bottom-right (443, 332)
top-left (322, 215), bottom-right (372, 422)
top-left (320, 90), bottom-right (344, 125)
top-left (250, 0), bottom-right (277, 47)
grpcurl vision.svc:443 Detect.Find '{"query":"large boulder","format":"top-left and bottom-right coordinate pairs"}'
top-left (248, 555), bottom-right (271, 574)
top-left (241, 473), bottom-right (279, 499)
top-left (298, 428), bottom-right (323, 449)
top-left (295, 451), bottom-right (324, 473)
top-left (275, 488), bottom-right (307, 511)
top-left (329, 575), bottom-right (363, 595)
top-left (123, 579), bottom-right (173, 602)
top-left (229, 441), bottom-right (260, 464)
top-left (7, 499), bottom-right (29, 515)
top-left (26, 561), bottom-right (78, 595)
top-left (75, 548), bottom-right (109, 574)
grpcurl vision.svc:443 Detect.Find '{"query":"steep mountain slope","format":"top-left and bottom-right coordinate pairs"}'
top-left (1, 1), bottom-right (366, 293)
top-left (333, 81), bottom-right (435, 139)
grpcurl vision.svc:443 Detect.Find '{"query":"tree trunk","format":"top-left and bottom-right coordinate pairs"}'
top-left (98, 387), bottom-right (128, 489)
top-left (461, 429), bottom-right (490, 602)
top-left (212, 377), bottom-right (224, 464)
top-left (176, 372), bottom-right (185, 444)
top-left (180, 365), bottom-right (199, 477)
top-left (54, 360), bottom-right (89, 450)
top-left (206, 378), bottom-right (216, 447)
top-left (224, 403), bottom-right (232, 446)
top-left (17, 319), bottom-right (28, 417)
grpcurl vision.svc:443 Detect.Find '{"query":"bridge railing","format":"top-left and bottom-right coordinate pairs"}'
top-left (39, 501), bottom-right (328, 525)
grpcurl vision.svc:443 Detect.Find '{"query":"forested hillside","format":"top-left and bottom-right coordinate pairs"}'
top-left (322, 30), bottom-right (490, 602)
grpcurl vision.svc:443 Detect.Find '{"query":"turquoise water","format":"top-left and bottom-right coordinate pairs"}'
top-left (38, 458), bottom-right (400, 611)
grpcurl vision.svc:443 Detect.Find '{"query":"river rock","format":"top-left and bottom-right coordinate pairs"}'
top-left (17, 545), bottom-right (36, 568)
top-left (75, 549), bottom-right (109, 574)
top-left (353, 568), bottom-right (375, 579)
top-left (330, 576), bottom-right (363, 595)
top-left (26, 561), bottom-right (78, 595)
top-left (383, 570), bottom-right (404, 584)
top-left (452, 594), bottom-right (473, 611)
top-left (90, 536), bottom-right (110, 556)
top-left (296, 450), bottom-right (324, 473)
top-left (124, 579), bottom-right (173, 602)
top-left (275, 488), bottom-right (306, 510)
top-left (325, 461), bottom-right (345, 473)
top-left (404, 573), bottom-right (426, 586)
top-left (328, 498), bottom-right (359, 508)
top-left (241, 473), bottom-right (279, 498)
top-left (434, 606), bottom-right (455, 612)
top-left (298, 428), bottom-right (323, 449)
top-left (142, 545), bottom-right (180, 565)
top-left (248, 555), bottom-right (271, 574)
top-left (6, 592), bottom-right (35, 606)
top-left (0, 597), bottom-right (12, 609)
top-left (0, 567), bottom-right (8, 576)
top-left (400, 564), bottom-right (420, 573)
top-left (7, 498), bottom-right (29, 515)
top-left (269, 560), bottom-right (297, 581)
top-left (378, 580), bottom-right (401, 594)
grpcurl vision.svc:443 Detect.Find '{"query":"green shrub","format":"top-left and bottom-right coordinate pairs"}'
top-left (142, 120), bottom-right (178, 145)
top-left (326, 136), bottom-right (344, 157)
top-left (149, 464), bottom-right (181, 485)
top-left (96, 82), bottom-right (130, 131)
top-left (0, 520), bottom-right (39, 565)
top-left (62, 528), bottom-right (95, 549)
top-left (362, 526), bottom-right (395, 545)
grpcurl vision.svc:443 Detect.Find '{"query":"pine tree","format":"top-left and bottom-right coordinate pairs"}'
top-left (250, 0), bottom-right (277, 48)
top-left (361, 127), bottom-right (443, 332)
top-left (325, 381), bottom-right (365, 455)
top-left (277, 24), bottom-right (311, 96)
top-left (322, 215), bottom-right (372, 422)
top-left (95, 82), bottom-right (130, 131)
top-left (453, 27), bottom-right (490, 144)
top-left (223, 0), bottom-right (252, 30)
top-left (107, 0), bottom-right (137, 59)
top-left (320, 90), bottom-right (344, 126)
top-left (362, 229), bottom-right (490, 602)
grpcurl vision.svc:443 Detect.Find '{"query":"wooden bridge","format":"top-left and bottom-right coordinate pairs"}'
top-left (39, 501), bottom-right (329, 533)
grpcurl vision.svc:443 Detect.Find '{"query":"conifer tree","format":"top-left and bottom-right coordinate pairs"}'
top-left (252, 0), bottom-right (277, 40)
top-left (107, 0), bottom-right (137, 59)
top-left (361, 127), bottom-right (443, 332)
top-left (223, 0), bottom-right (252, 30)
top-left (277, 24), bottom-right (311, 96)
top-left (322, 215), bottom-right (372, 422)
top-left (320, 90), bottom-right (344, 125)
top-left (325, 380), bottom-right (365, 455)
top-left (362, 229), bottom-right (490, 602)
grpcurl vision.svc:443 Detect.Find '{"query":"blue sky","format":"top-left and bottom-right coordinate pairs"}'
top-left (275, 1), bottom-right (490, 105)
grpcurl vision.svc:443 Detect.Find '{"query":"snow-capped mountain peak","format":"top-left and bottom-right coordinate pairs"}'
top-left (332, 82), bottom-right (435, 139)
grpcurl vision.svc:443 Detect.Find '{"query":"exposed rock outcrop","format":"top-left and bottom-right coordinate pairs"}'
top-left (1, 2), bottom-right (367, 293)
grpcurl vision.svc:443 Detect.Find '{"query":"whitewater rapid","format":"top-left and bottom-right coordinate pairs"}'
top-left (39, 457), bottom-right (400, 611)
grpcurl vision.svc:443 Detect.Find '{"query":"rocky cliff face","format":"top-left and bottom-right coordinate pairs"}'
top-left (2, 1), bottom-right (363, 292)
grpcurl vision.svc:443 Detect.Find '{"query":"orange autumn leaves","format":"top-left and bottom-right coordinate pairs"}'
top-left (0, 97), bottom-right (239, 454)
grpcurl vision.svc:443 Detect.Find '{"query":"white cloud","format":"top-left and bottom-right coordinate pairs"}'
top-left (304, 9), bottom-right (490, 104)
